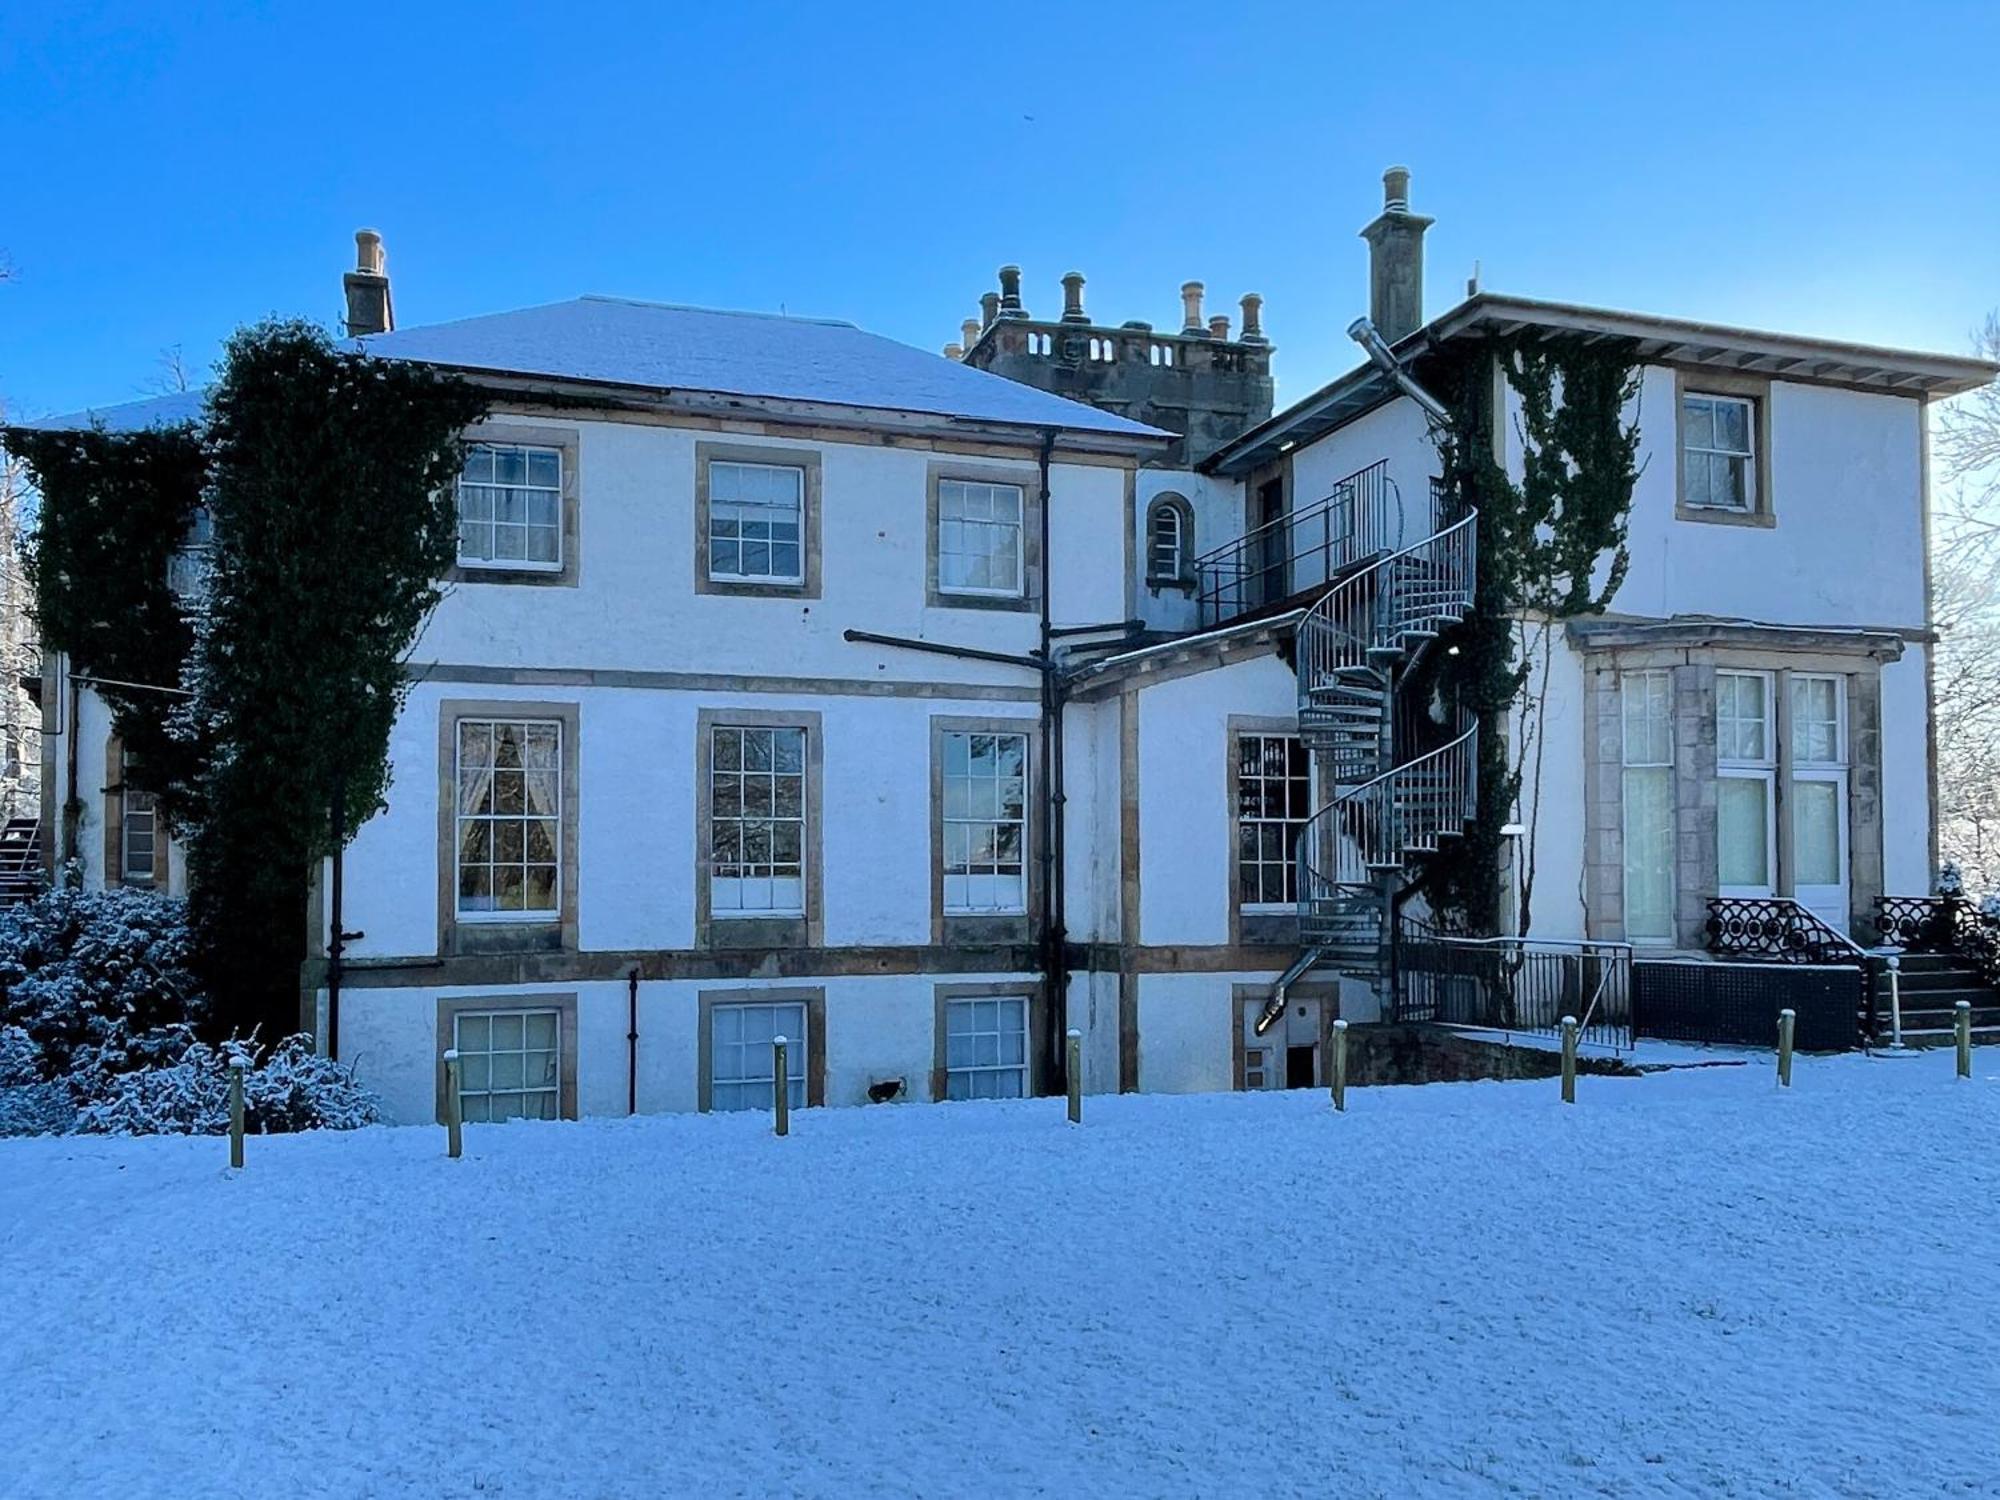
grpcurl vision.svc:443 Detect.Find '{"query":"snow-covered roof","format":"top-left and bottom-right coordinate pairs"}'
top-left (19, 297), bottom-right (1172, 443)
top-left (15, 388), bottom-right (208, 434)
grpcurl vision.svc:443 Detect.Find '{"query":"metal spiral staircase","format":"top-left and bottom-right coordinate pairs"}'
top-left (1257, 489), bottom-right (1478, 1033)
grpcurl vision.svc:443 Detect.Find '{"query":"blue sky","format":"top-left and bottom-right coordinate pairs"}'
top-left (3, 1), bottom-right (1996, 419)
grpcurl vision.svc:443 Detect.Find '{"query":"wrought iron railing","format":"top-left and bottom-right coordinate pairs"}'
top-left (1193, 459), bottom-right (1401, 627)
top-left (1704, 897), bottom-right (1864, 966)
top-left (1297, 723), bottom-right (1477, 945)
top-left (1874, 894), bottom-right (2000, 988)
top-left (1395, 920), bottom-right (1634, 1051)
top-left (1294, 512), bottom-right (1477, 713)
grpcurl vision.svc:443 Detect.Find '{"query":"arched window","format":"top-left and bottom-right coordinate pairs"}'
top-left (1147, 493), bottom-right (1195, 587)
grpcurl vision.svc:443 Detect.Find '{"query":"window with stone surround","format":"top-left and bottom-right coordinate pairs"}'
top-left (1619, 670), bottom-right (1674, 941)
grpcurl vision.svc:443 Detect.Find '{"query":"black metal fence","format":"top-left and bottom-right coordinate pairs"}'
top-left (1632, 960), bottom-right (1860, 1051)
top-left (1396, 931), bottom-right (1634, 1051)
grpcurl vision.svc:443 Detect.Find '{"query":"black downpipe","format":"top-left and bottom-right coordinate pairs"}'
top-left (1035, 429), bottom-right (1068, 1095)
top-left (327, 766), bottom-right (344, 1061)
top-left (626, 965), bottom-right (641, 1114)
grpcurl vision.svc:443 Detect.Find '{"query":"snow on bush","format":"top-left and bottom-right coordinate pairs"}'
top-left (0, 886), bottom-right (381, 1136)
top-left (0, 881), bottom-right (203, 1077)
top-left (73, 1034), bottom-right (383, 1136)
top-left (1938, 859), bottom-right (1966, 898)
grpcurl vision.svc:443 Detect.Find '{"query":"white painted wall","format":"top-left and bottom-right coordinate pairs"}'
top-left (1504, 369), bottom-right (1928, 631)
top-left (341, 681), bottom-right (1040, 962)
top-left (1289, 393), bottom-right (1442, 551)
top-left (414, 418), bottom-right (1131, 684)
top-left (1512, 639), bottom-right (1589, 943)
top-left (1881, 645), bottom-right (1933, 895)
top-left (1134, 468), bottom-right (1244, 634)
top-left (342, 968), bottom-right (1042, 1125)
top-left (1135, 653), bottom-right (1297, 946)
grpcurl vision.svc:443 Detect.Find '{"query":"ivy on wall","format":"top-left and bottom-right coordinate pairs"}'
top-left (4, 424), bottom-right (207, 849)
top-left (7, 319), bottom-right (485, 1037)
top-left (1416, 333), bottom-right (1644, 934)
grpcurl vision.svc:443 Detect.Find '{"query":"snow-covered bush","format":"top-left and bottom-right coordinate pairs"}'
top-left (0, 884), bottom-right (203, 1078)
top-left (0, 887), bottom-right (381, 1136)
top-left (1938, 859), bottom-right (1966, 898)
top-left (1980, 893), bottom-right (2000, 925)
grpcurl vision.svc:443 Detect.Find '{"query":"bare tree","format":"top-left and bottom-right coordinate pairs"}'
top-left (148, 344), bottom-right (194, 396)
top-left (1933, 314), bottom-right (2000, 889)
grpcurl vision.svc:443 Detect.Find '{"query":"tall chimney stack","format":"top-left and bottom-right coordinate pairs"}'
top-left (343, 228), bottom-right (394, 337)
top-left (1180, 280), bottom-right (1205, 333)
top-left (997, 265), bottom-right (1027, 319)
top-left (1358, 166), bottom-right (1433, 344)
top-left (1060, 271), bottom-right (1088, 324)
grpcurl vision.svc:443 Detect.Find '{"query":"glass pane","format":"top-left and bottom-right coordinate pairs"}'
top-left (1718, 776), bottom-right (1771, 888)
top-left (1794, 779), bottom-right (1842, 887)
top-left (1622, 766), bottom-right (1674, 941)
top-left (1682, 396), bottom-right (1713, 450)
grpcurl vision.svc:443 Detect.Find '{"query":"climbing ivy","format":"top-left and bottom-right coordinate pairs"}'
top-left (4, 423), bottom-right (207, 846)
top-left (1416, 333), bottom-right (1643, 934)
top-left (180, 319), bottom-right (486, 1036)
top-left (7, 320), bottom-right (485, 1037)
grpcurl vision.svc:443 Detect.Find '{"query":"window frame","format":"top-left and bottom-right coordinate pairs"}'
top-left (695, 441), bottom-right (822, 600)
top-left (447, 424), bottom-right (582, 586)
top-left (697, 987), bottom-right (827, 1112)
top-left (694, 708), bottom-right (823, 949)
top-left (1228, 718), bottom-right (1312, 944)
top-left (932, 982), bottom-right (1040, 1102)
top-left (926, 462), bottom-right (1042, 613)
top-left (1145, 492), bottom-right (1196, 590)
top-left (1673, 370), bottom-right (1774, 528)
top-left (1716, 669), bottom-right (1778, 898)
top-left (451, 717), bottom-right (565, 925)
top-left (436, 699), bottom-right (580, 956)
top-left (435, 994), bottom-right (578, 1123)
top-left (103, 736), bottom-right (167, 890)
top-left (1618, 669), bottom-right (1675, 944)
top-left (930, 715), bottom-right (1039, 944)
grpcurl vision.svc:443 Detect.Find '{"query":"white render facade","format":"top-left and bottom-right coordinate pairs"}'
top-left (29, 217), bottom-right (1997, 1124)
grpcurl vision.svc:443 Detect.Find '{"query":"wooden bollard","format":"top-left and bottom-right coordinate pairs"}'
top-left (1559, 1016), bottom-right (1578, 1105)
top-left (227, 1058), bottom-right (246, 1169)
top-left (772, 1036), bottom-right (790, 1136)
top-left (1330, 1018), bottom-right (1349, 1112)
top-left (444, 1049), bottom-right (464, 1159)
top-left (1066, 1029), bottom-right (1082, 1124)
top-left (1777, 1008), bottom-right (1795, 1088)
top-left (1955, 1002), bottom-right (1973, 1080)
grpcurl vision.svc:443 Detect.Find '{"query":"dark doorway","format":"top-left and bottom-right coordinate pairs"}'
top-left (1285, 1044), bottom-right (1316, 1090)
top-left (1253, 478), bottom-right (1286, 606)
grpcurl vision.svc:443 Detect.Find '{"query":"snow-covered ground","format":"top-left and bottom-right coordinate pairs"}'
top-left (3, 1049), bottom-right (1996, 1498)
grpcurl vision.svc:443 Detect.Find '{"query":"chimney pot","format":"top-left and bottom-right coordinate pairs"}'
top-left (342, 227), bottom-right (394, 336)
top-left (1239, 292), bottom-right (1267, 344)
top-left (944, 343), bottom-right (964, 361)
top-left (979, 292), bottom-right (1000, 329)
top-left (1180, 280), bottom-right (1205, 332)
top-left (1208, 314), bottom-right (1230, 341)
top-left (1360, 167), bottom-right (1433, 344)
top-left (961, 318), bottom-right (981, 349)
top-left (998, 264), bottom-right (1027, 318)
top-left (1060, 270), bottom-right (1088, 324)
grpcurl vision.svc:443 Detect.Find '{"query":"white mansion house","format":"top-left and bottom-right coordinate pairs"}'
top-left (27, 173), bottom-right (1996, 1123)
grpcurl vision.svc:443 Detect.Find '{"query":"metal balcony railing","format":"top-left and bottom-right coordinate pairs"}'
top-left (1192, 459), bottom-right (1402, 628)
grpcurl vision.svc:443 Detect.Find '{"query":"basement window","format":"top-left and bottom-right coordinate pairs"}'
top-left (453, 1008), bottom-right (561, 1123)
top-left (944, 995), bottom-right (1029, 1100)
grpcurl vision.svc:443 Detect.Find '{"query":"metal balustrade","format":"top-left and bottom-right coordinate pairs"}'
top-left (1192, 459), bottom-right (1402, 628)
top-left (1396, 922), bottom-right (1634, 1051)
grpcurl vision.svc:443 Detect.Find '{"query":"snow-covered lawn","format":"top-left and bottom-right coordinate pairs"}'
top-left (3, 1050), bottom-right (1996, 1498)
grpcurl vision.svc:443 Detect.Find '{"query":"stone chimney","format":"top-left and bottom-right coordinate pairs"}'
top-left (1208, 314), bottom-right (1230, 341)
top-left (944, 343), bottom-right (964, 361)
top-left (961, 318), bottom-right (981, 350)
top-left (1180, 281), bottom-right (1205, 333)
top-left (998, 265), bottom-right (1027, 319)
top-left (1359, 166), bottom-right (1433, 344)
top-left (1060, 271), bottom-right (1088, 324)
top-left (980, 292), bottom-right (1000, 329)
top-left (1239, 293), bottom-right (1267, 344)
top-left (343, 229), bottom-right (394, 336)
